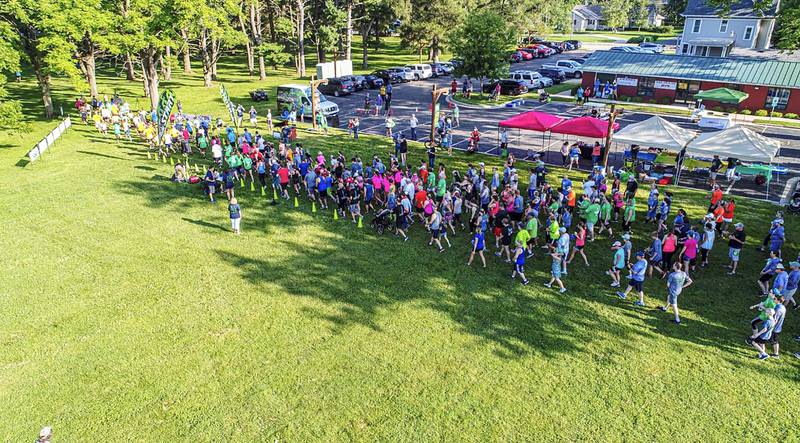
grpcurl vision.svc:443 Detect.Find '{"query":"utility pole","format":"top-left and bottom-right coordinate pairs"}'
top-left (429, 85), bottom-right (450, 146)
top-left (309, 74), bottom-right (328, 130)
top-left (602, 103), bottom-right (617, 170)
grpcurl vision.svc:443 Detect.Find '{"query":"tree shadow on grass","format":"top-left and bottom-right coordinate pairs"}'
top-left (182, 217), bottom-right (228, 232)
top-left (109, 137), bottom-right (798, 364)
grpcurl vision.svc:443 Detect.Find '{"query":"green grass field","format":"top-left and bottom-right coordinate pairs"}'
top-left (2, 38), bottom-right (800, 441)
top-left (546, 30), bottom-right (677, 44)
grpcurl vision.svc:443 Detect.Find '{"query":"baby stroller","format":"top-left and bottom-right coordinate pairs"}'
top-left (371, 208), bottom-right (393, 235)
top-left (787, 191), bottom-right (800, 215)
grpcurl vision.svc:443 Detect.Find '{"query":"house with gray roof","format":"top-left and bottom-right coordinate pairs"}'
top-left (572, 5), bottom-right (606, 32)
top-left (677, 0), bottom-right (779, 57)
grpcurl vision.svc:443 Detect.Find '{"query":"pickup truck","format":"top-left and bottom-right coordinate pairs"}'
top-left (541, 60), bottom-right (583, 79)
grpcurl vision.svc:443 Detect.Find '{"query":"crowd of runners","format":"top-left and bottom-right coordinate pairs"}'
top-left (81, 94), bottom-right (799, 362)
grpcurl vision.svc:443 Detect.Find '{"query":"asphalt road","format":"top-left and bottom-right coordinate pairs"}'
top-left (326, 50), bottom-right (800, 202)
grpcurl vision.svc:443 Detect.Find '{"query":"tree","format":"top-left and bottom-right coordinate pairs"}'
top-left (449, 9), bottom-right (517, 94)
top-left (663, 0), bottom-right (687, 26)
top-left (628, 0), bottom-right (651, 30)
top-left (180, 0), bottom-right (246, 87)
top-left (258, 42), bottom-right (291, 68)
top-left (402, 0), bottom-right (460, 63)
top-left (0, 21), bottom-right (23, 129)
top-left (776, 1), bottom-right (800, 49)
top-left (64, 0), bottom-right (118, 98)
top-left (0, 0), bottom-right (80, 119)
top-left (602, 0), bottom-right (629, 30)
top-left (354, 0), bottom-right (405, 68)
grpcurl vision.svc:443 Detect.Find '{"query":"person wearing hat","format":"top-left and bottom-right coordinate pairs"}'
top-left (769, 218), bottom-right (785, 257)
top-left (726, 222), bottom-right (746, 275)
top-left (661, 262), bottom-right (693, 324)
top-left (773, 263), bottom-right (789, 294)
top-left (617, 251), bottom-right (649, 307)
top-left (758, 212), bottom-right (784, 252)
top-left (699, 221), bottom-right (716, 268)
top-left (510, 240), bottom-right (530, 286)
top-left (746, 307), bottom-right (776, 360)
top-left (622, 233), bottom-right (633, 263)
top-left (608, 241), bottom-right (626, 288)
top-left (784, 261), bottom-right (800, 309)
top-left (757, 250), bottom-right (783, 296)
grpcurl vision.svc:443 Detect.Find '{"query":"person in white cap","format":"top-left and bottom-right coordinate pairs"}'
top-left (746, 307), bottom-right (776, 360)
top-left (36, 426), bottom-right (52, 443)
top-left (608, 241), bottom-right (625, 288)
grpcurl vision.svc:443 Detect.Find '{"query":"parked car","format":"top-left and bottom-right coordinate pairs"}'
top-left (540, 41), bottom-right (564, 53)
top-left (341, 75), bottom-right (365, 91)
top-left (276, 84), bottom-right (339, 118)
top-left (542, 60), bottom-right (582, 78)
top-left (317, 77), bottom-right (355, 97)
top-left (481, 79), bottom-right (528, 96)
top-left (537, 68), bottom-right (566, 84)
top-left (388, 66), bottom-right (415, 82)
top-left (638, 42), bottom-right (664, 53)
top-left (525, 44), bottom-right (551, 57)
top-left (508, 70), bottom-right (553, 89)
top-left (405, 63), bottom-right (433, 80)
top-left (516, 49), bottom-right (535, 60)
top-left (439, 62), bottom-right (455, 73)
top-left (564, 39), bottom-right (582, 49)
top-left (249, 89), bottom-right (269, 101)
top-left (569, 58), bottom-right (586, 65)
top-left (609, 46), bottom-right (638, 53)
top-left (372, 69), bottom-right (402, 84)
top-left (430, 62), bottom-right (451, 76)
top-left (363, 74), bottom-right (384, 89)
top-left (510, 51), bottom-right (523, 63)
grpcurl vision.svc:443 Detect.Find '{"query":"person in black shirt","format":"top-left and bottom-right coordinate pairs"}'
top-left (335, 181), bottom-right (348, 217)
top-left (624, 176), bottom-right (638, 201)
top-left (727, 222), bottom-right (746, 275)
top-left (709, 155), bottom-right (723, 188)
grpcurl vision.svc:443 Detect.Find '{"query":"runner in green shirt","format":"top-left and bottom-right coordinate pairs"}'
top-left (585, 201), bottom-right (601, 240)
top-left (436, 177), bottom-right (446, 199)
top-left (242, 155), bottom-right (254, 182)
top-left (623, 198), bottom-right (636, 232)
top-left (598, 197), bottom-right (613, 237)
top-left (525, 215), bottom-right (539, 255)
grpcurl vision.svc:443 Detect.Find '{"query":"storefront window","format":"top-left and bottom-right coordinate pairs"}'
top-left (766, 88), bottom-right (790, 110)
top-left (637, 78), bottom-right (655, 97)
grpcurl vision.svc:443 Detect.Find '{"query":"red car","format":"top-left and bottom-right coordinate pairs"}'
top-left (515, 49), bottom-right (534, 60)
top-left (526, 44), bottom-right (551, 57)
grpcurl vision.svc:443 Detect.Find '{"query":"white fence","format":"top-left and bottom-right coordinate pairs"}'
top-left (28, 117), bottom-right (71, 162)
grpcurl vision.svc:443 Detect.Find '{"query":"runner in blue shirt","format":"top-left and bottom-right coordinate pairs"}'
top-left (769, 299), bottom-right (786, 357)
top-left (467, 228), bottom-right (487, 267)
top-left (510, 242), bottom-right (530, 285)
top-left (785, 261), bottom-right (800, 309)
top-left (747, 308), bottom-right (775, 360)
top-left (758, 250), bottom-right (783, 296)
top-left (617, 251), bottom-right (649, 306)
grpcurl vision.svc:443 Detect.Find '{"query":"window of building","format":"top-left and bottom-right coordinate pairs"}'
top-left (682, 44), bottom-right (689, 54)
top-left (720, 20), bottom-right (728, 33)
top-left (637, 78), bottom-right (656, 97)
top-left (744, 26), bottom-right (753, 40)
top-left (694, 46), bottom-right (708, 56)
top-left (766, 87), bottom-right (790, 110)
top-left (692, 19), bottom-right (702, 33)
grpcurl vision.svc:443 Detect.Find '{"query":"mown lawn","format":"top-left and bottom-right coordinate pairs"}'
top-left (2, 40), bottom-right (800, 441)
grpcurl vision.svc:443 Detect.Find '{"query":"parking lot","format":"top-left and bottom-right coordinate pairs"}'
top-left (324, 50), bottom-right (800, 202)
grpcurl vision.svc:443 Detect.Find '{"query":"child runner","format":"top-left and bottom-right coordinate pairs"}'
top-left (617, 251), bottom-right (648, 307)
top-left (660, 262), bottom-right (693, 324)
top-left (544, 244), bottom-right (567, 293)
top-left (609, 241), bottom-right (625, 288)
top-left (510, 241), bottom-right (530, 285)
top-left (467, 223), bottom-right (487, 267)
top-left (746, 307), bottom-right (775, 360)
top-left (757, 250), bottom-right (782, 296)
top-left (567, 221), bottom-right (589, 266)
top-left (228, 197), bottom-right (242, 234)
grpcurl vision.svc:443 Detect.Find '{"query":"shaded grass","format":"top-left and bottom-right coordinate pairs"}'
top-left (1, 121), bottom-right (799, 440)
top-left (2, 36), bottom-right (800, 441)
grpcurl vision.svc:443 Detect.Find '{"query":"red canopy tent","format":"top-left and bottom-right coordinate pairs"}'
top-left (497, 111), bottom-right (564, 160)
top-left (498, 111), bottom-right (563, 132)
top-left (550, 116), bottom-right (620, 138)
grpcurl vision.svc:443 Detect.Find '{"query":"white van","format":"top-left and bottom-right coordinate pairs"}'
top-left (508, 71), bottom-right (553, 89)
top-left (276, 84), bottom-right (339, 118)
top-left (406, 64), bottom-right (433, 80)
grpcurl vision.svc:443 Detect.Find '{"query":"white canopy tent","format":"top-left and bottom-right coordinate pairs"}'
top-left (685, 125), bottom-right (781, 163)
top-left (613, 116), bottom-right (698, 152)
